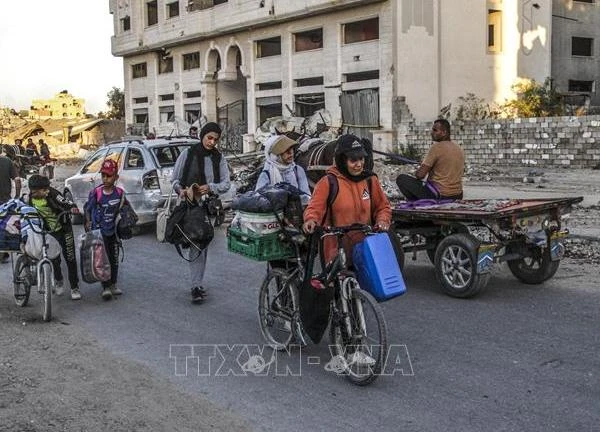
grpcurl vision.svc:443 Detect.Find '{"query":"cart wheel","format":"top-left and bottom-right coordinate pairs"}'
top-left (387, 226), bottom-right (405, 272)
top-left (434, 233), bottom-right (490, 298)
top-left (507, 244), bottom-right (559, 284)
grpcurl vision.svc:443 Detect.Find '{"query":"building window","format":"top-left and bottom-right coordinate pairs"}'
top-left (184, 90), bottom-right (202, 98)
top-left (184, 103), bottom-right (202, 124)
top-left (187, 0), bottom-right (227, 12)
top-left (167, 1), bottom-right (179, 18)
top-left (132, 63), bottom-right (148, 79)
top-left (146, 1), bottom-right (158, 26)
top-left (343, 17), bottom-right (379, 44)
top-left (344, 70), bottom-right (380, 82)
top-left (295, 77), bottom-right (324, 87)
top-left (574, 0), bottom-right (594, 3)
top-left (256, 37), bottom-right (281, 58)
top-left (159, 56), bottom-right (174, 74)
top-left (257, 97), bottom-right (282, 125)
top-left (183, 52), bottom-right (200, 70)
top-left (295, 93), bottom-right (325, 117)
top-left (568, 80), bottom-right (594, 92)
top-left (133, 97), bottom-right (148, 104)
top-left (159, 106), bottom-right (175, 123)
top-left (133, 110), bottom-right (148, 125)
top-left (120, 16), bottom-right (131, 32)
top-left (294, 28), bottom-right (323, 52)
top-left (256, 81), bottom-right (282, 91)
top-left (487, 9), bottom-right (502, 53)
top-left (160, 94), bottom-right (174, 101)
top-left (572, 37), bottom-right (593, 56)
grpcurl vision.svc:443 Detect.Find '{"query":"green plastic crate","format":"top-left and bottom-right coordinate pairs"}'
top-left (227, 227), bottom-right (294, 261)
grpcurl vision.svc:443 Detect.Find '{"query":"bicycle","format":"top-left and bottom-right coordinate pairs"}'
top-left (257, 223), bottom-right (388, 386)
top-left (13, 210), bottom-right (69, 322)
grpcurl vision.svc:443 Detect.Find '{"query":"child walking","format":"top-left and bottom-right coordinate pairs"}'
top-left (27, 174), bottom-right (81, 300)
top-left (84, 159), bottom-right (126, 300)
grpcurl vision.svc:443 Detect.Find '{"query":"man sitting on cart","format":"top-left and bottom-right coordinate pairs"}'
top-left (396, 118), bottom-right (464, 201)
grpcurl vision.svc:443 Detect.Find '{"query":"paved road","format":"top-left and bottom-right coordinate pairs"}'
top-left (1, 220), bottom-right (598, 431)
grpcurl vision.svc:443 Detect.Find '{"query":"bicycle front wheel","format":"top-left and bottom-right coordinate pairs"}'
top-left (13, 255), bottom-right (32, 307)
top-left (41, 262), bottom-right (52, 322)
top-left (329, 277), bottom-right (388, 386)
top-left (258, 269), bottom-right (299, 351)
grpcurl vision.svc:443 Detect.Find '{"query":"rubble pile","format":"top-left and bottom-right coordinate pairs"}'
top-left (564, 238), bottom-right (600, 265)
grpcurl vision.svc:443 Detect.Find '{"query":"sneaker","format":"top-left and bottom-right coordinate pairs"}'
top-left (54, 279), bottom-right (64, 296)
top-left (70, 287), bottom-right (82, 300)
top-left (110, 284), bottom-right (123, 296)
top-left (346, 350), bottom-right (376, 368)
top-left (191, 286), bottom-right (206, 303)
top-left (101, 287), bottom-right (113, 300)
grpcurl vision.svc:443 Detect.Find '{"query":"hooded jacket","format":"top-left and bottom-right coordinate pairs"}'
top-left (303, 166), bottom-right (391, 263)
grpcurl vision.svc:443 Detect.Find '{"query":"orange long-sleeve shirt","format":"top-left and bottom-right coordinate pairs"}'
top-left (303, 166), bottom-right (391, 263)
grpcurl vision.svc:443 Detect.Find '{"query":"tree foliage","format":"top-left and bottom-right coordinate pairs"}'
top-left (501, 78), bottom-right (563, 118)
top-left (106, 87), bottom-right (125, 120)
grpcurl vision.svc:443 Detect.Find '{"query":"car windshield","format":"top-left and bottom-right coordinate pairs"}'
top-left (152, 144), bottom-right (193, 167)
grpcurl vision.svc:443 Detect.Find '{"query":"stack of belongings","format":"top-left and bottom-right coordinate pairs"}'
top-left (0, 199), bottom-right (26, 251)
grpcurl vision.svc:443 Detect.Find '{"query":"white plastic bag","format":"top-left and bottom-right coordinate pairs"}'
top-left (24, 231), bottom-right (61, 260)
top-left (156, 190), bottom-right (175, 243)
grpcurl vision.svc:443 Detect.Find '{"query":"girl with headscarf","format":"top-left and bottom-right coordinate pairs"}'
top-left (255, 135), bottom-right (311, 205)
top-left (171, 122), bottom-right (231, 303)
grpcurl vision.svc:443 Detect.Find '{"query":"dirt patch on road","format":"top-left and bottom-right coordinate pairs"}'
top-left (0, 297), bottom-right (252, 432)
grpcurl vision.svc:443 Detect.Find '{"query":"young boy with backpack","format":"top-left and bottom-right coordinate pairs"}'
top-left (84, 159), bottom-right (127, 300)
top-left (26, 174), bottom-right (81, 300)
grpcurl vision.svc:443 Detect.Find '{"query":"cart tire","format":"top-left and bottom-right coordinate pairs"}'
top-left (387, 226), bottom-right (405, 272)
top-left (434, 233), bottom-right (490, 298)
top-left (507, 245), bottom-right (559, 284)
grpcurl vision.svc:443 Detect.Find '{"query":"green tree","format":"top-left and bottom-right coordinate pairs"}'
top-left (501, 78), bottom-right (563, 118)
top-left (106, 87), bottom-right (125, 120)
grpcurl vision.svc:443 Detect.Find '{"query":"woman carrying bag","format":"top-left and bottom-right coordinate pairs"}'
top-left (171, 122), bottom-right (231, 303)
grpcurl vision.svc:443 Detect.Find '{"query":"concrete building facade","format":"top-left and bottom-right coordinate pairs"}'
top-left (30, 91), bottom-right (86, 120)
top-left (109, 0), bottom-right (554, 150)
top-left (551, 0), bottom-right (600, 109)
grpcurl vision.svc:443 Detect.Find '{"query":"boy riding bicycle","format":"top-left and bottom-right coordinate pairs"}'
top-left (26, 174), bottom-right (81, 300)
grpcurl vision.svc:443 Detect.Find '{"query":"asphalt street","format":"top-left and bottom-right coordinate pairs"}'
top-left (1, 219), bottom-right (598, 431)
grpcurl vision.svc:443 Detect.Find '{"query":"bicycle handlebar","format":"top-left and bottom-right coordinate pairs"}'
top-left (315, 223), bottom-right (373, 237)
top-left (21, 210), bottom-right (74, 235)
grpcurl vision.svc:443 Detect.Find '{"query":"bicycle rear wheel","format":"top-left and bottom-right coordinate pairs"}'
top-left (41, 262), bottom-right (52, 322)
top-left (329, 277), bottom-right (388, 386)
top-left (13, 255), bottom-right (32, 307)
top-left (258, 269), bottom-right (299, 351)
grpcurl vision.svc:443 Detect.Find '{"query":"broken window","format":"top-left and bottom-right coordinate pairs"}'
top-left (120, 16), bottom-right (131, 32)
top-left (167, 1), bottom-right (179, 18)
top-left (487, 9), bottom-right (502, 53)
top-left (256, 96), bottom-right (282, 124)
top-left (132, 63), bottom-right (148, 79)
top-left (294, 28), bottom-right (323, 52)
top-left (146, 1), bottom-right (158, 26)
top-left (572, 37), bottom-right (593, 56)
top-left (158, 56), bottom-right (174, 74)
top-left (187, 0), bottom-right (227, 12)
top-left (133, 97), bottom-right (148, 104)
top-left (160, 94), bottom-right (174, 101)
top-left (295, 77), bottom-right (324, 87)
top-left (294, 93), bottom-right (325, 118)
top-left (184, 103), bottom-right (202, 124)
top-left (344, 70), bottom-right (379, 82)
top-left (184, 90), bottom-right (202, 98)
top-left (159, 106), bottom-right (175, 123)
top-left (568, 80), bottom-right (594, 92)
top-left (133, 109), bottom-right (148, 126)
top-left (343, 17), bottom-right (379, 44)
top-left (256, 81), bottom-right (282, 91)
top-left (256, 37), bottom-right (281, 58)
top-left (183, 52), bottom-right (200, 70)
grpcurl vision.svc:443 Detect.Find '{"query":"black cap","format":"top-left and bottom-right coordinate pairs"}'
top-left (28, 174), bottom-right (50, 190)
top-left (335, 134), bottom-right (367, 159)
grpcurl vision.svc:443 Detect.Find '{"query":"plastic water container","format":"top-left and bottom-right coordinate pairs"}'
top-left (236, 211), bottom-right (282, 235)
top-left (352, 233), bottom-right (406, 302)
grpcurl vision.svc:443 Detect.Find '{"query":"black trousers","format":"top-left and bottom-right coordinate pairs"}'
top-left (50, 228), bottom-right (79, 290)
top-left (396, 174), bottom-right (463, 201)
top-left (101, 234), bottom-right (120, 288)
